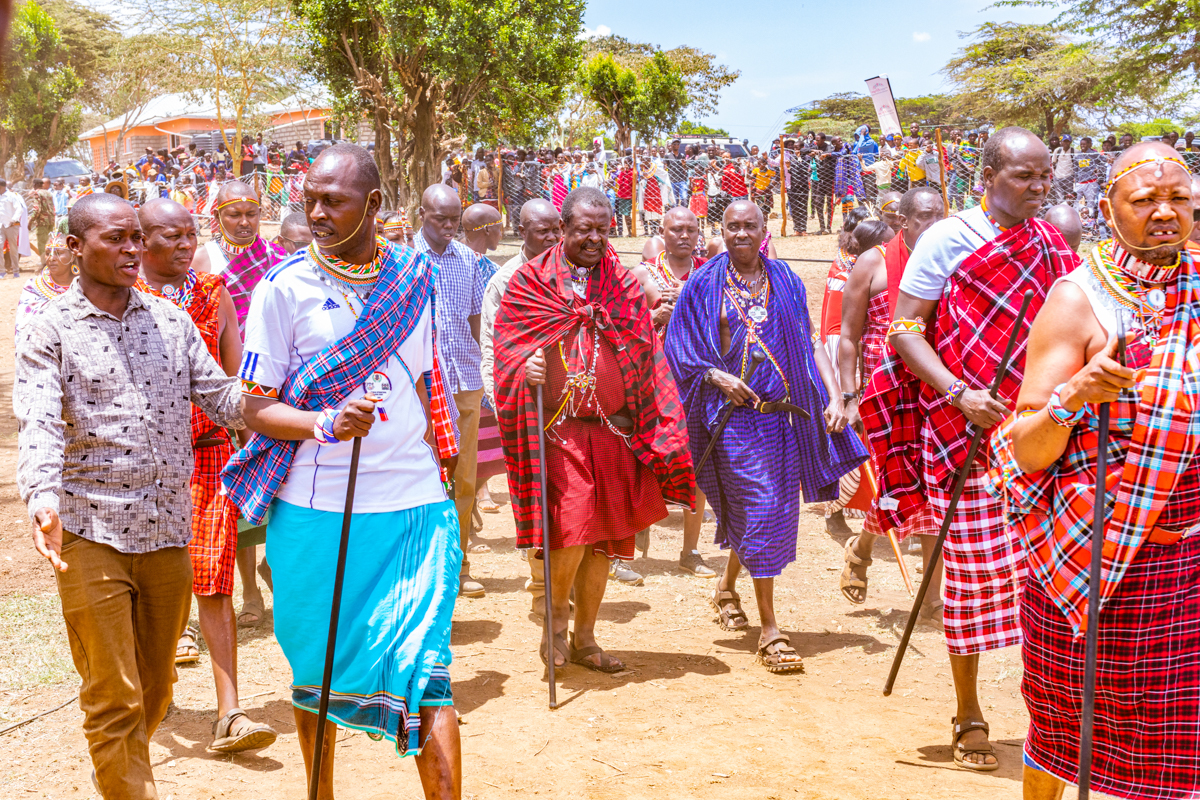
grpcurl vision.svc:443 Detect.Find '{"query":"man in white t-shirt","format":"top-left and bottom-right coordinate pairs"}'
top-left (885, 127), bottom-right (1067, 773)
top-left (225, 144), bottom-right (462, 798)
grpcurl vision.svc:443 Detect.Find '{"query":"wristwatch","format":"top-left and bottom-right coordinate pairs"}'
top-left (841, 391), bottom-right (858, 403)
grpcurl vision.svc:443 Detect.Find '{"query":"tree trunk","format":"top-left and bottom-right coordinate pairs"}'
top-left (405, 83), bottom-right (444, 216)
top-left (374, 113), bottom-right (399, 211)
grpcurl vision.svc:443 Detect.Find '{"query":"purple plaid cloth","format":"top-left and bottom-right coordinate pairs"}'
top-left (224, 236), bottom-right (286, 334)
top-left (413, 232), bottom-right (485, 394)
top-left (222, 243), bottom-right (436, 524)
top-left (664, 252), bottom-right (867, 578)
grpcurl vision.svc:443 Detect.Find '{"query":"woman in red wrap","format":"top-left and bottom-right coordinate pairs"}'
top-left (494, 187), bottom-right (694, 672)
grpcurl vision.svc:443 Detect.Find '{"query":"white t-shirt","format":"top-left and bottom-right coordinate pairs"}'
top-left (240, 253), bottom-right (446, 514)
top-left (203, 240), bottom-right (229, 274)
top-left (898, 205), bottom-right (998, 301)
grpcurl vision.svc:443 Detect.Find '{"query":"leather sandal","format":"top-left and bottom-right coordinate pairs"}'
top-left (711, 587), bottom-right (750, 631)
top-left (568, 632), bottom-right (625, 673)
top-left (756, 634), bottom-right (804, 674)
top-left (952, 717), bottom-right (999, 772)
top-left (840, 535), bottom-right (871, 605)
top-left (175, 627), bottom-right (200, 665)
top-left (209, 708), bottom-right (278, 753)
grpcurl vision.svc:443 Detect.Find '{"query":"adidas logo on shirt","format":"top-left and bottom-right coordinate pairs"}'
top-left (320, 298), bottom-right (340, 311)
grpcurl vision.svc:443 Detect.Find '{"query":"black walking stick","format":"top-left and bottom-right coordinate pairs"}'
top-left (694, 350), bottom-right (767, 475)
top-left (1078, 319), bottom-right (1125, 798)
top-left (308, 435), bottom-right (362, 800)
top-left (884, 289), bottom-right (1034, 695)
top-left (535, 383), bottom-right (557, 709)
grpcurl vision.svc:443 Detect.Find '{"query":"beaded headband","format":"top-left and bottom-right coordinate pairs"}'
top-left (382, 219), bottom-right (406, 232)
top-left (881, 199), bottom-right (898, 211)
top-left (1105, 154), bottom-right (1192, 196)
top-left (213, 196), bottom-right (260, 212)
top-left (468, 221), bottom-right (500, 232)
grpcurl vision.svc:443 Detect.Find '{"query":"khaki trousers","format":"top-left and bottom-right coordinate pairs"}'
top-left (55, 532), bottom-right (192, 800)
top-left (453, 388), bottom-right (484, 572)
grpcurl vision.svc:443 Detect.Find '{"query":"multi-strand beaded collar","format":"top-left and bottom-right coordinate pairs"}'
top-left (30, 270), bottom-right (70, 301)
top-left (136, 269), bottom-right (198, 310)
top-left (307, 238), bottom-right (385, 319)
top-left (1087, 239), bottom-right (1183, 347)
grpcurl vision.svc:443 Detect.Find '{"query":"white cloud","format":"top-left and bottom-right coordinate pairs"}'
top-left (581, 24), bottom-right (612, 39)
top-left (912, 31), bottom-right (931, 43)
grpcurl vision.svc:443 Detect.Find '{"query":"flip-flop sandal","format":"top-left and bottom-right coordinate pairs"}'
top-left (919, 601), bottom-right (946, 630)
top-left (478, 499), bottom-right (501, 514)
top-left (952, 717), bottom-right (1000, 772)
top-left (540, 628), bottom-right (570, 669)
top-left (568, 632), bottom-right (625, 674)
top-left (839, 535), bottom-right (872, 605)
top-left (209, 708), bottom-right (279, 753)
top-left (237, 599), bottom-right (264, 627)
top-left (468, 539), bottom-right (492, 554)
top-left (711, 587), bottom-right (750, 632)
top-left (176, 627), bottom-right (200, 665)
top-left (756, 634), bottom-right (805, 674)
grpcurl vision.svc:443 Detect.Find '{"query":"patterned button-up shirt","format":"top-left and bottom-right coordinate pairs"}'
top-left (414, 231), bottom-right (486, 394)
top-left (15, 283), bottom-right (244, 553)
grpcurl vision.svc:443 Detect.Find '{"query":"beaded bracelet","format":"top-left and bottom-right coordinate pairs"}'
top-left (945, 378), bottom-right (968, 405)
top-left (888, 317), bottom-right (927, 338)
top-left (1046, 383), bottom-right (1086, 428)
top-left (313, 408), bottom-right (339, 444)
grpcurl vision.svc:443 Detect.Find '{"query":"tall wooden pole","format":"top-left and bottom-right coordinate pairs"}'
top-left (630, 135), bottom-right (639, 238)
top-left (497, 154), bottom-right (506, 231)
top-left (934, 128), bottom-right (951, 219)
top-left (778, 134), bottom-right (788, 236)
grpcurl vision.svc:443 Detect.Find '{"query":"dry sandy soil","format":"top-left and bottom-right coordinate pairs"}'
top-left (0, 222), bottom-right (1066, 800)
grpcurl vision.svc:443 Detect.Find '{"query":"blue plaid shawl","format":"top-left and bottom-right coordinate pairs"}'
top-left (222, 241), bottom-right (436, 524)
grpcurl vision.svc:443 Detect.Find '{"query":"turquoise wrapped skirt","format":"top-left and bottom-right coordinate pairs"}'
top-left (267, 498), bottom-right (461, 756)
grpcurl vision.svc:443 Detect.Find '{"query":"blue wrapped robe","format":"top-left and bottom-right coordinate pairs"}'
top-left (665, 253), bottom-right (867, 578)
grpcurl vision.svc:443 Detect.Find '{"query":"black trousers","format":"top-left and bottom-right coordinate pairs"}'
top-left (787, 182), bottom-right (809, 233)
top-left (812, 184), bottom-right (834, 231)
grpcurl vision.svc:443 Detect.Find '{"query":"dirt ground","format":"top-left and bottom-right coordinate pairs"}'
top-left (0, 224), bottom-right (1051, 800)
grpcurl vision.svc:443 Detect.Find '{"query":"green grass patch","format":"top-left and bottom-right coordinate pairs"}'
top-left (0, 592), bottom-right (73, 696)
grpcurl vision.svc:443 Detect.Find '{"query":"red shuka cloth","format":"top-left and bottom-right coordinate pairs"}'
top-left (493, 242), bottom-right (694, 548)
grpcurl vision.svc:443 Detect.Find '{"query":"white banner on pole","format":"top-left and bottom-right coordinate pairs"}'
top-left (864, 75), bottom-right (903, 138)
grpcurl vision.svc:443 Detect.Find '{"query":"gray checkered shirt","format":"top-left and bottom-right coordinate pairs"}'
top-left (15, 283), bottom-right (244, 553)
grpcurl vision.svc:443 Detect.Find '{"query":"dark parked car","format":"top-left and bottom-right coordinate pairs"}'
top-left (26, 158), bottom-right (92, 187)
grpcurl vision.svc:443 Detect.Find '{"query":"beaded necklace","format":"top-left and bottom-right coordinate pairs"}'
top-left (1086, 239), bottom-right (1182, 346)
top-left (308, 241), bottom-right (384, 320)
top-left (979, 194), bottom-right (1008, 233)
top-left (722, 259), bottom-right (789, 395)
top-left (651, 251), bottom-right (689, 290)
top-left (137, 269), bottom-right (198, 310)
top-left (565, 256), bottom-right (593, 298)
top-left (219, 234), bottom-right (253, 257)
top-left (30, 270), bottom-right (69, 301)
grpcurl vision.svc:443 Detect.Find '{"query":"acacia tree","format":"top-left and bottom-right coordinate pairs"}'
top-left (943, 22), bottom-right (1167, 137)
top-left (1003, 0), bottom-right (1200, 89)
top-left (0, 0), bottom-right (82, 179)
top-left (294, 0), bottom-right (583, 211)
top-left (578, 50), bottom-right (688, 152)
top-left (134, 0), bottom-right (303, 175)
top-left (90, 35), bottom-right (185, 165)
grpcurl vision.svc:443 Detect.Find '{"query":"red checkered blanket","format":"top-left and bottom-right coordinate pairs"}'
top-left (861, 216), bottom-right (1077, 529)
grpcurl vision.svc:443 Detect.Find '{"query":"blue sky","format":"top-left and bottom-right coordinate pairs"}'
top-left (583, 0), bottom-right (1059, 147)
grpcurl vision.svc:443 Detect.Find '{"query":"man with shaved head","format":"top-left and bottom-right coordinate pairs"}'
top-left (665, 200), bottom-right (865, 674)
top-left (134, 198), bottom-right (277, 753)
top-left (192, 180), bottom-right (286, 335)
top-left (223, 144), bottom-right (461, 798)
top-left (865, 126), bottom-right (1078, 771)
top-left (417, 183), bottom-right (492, 596)
top-left (994, 142), bottom-right (1200, 799)
top-left (479, 198), bottom-right (561, 609)
top-left (16, 193), bottom-right (245, 798)
top-left (878, 190), bottom-right (903, 235)
top-left (1043, 203), bottom-right (1083, 251)
top-left (630, 205), bottom-right (717, 579)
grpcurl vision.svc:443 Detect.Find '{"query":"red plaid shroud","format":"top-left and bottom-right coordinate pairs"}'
top-left (861, 217), bottom-right (1077, 529)
top-left (494, 242), bottom-right (694, 547)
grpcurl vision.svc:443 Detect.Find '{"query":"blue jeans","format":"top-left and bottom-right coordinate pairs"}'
top-left (672, 181), bottom-right (688, 208)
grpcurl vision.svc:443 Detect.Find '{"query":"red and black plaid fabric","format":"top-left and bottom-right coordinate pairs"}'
top-left (494, 242), bottom-right (694, 548)
top-left (861, 218), bottom-right (1077, 529)
top-left (190, 442), bottom-right (238, 595)
top-left (926, 461), bottom-right (1025, 655)
top-left (1022, 535), bottom-right (1200, 799)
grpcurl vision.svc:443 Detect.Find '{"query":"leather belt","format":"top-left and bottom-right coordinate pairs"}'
top-left (194, 425), bottom-right (230, 450)
top-left (755, 401), bottom-right (811, 420)
top-left (1147, 525), bottom-right (1199, 546)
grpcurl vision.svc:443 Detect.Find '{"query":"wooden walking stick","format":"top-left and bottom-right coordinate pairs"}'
top-left (860, 461), bottom-right (915, 597)
top-left (308, 434), bottom-right (363, 800)
top-left (883, 289), bottom-right (1034, 696)
top-left (1078, 320), bottom-right (1125, 798)
top-left (535, 383), bottom-right (557, 709)
top-left (694, 350), bottom-right (767, 475)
